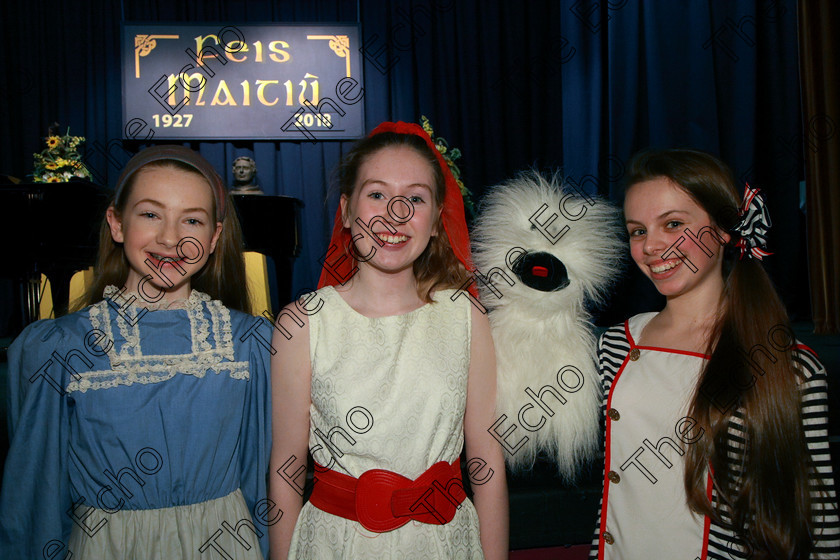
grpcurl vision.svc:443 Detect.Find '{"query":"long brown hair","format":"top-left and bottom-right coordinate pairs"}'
top-left (76, 160), bottom-right (251, 313)
top-left (334, 131), bottom-right (470, 302)
top-left (626, 149), bottom-right (814, 558)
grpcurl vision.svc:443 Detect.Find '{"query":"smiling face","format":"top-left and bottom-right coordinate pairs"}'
top-left (340, 145), bottom-right (440, 280)
top-left (106, 165), bottom-right (223, 302)
top-left (624, 177), bottom-right (729, 301)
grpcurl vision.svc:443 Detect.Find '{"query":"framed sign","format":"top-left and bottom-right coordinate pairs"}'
top-left (121, 23), bottom-right (364, 140)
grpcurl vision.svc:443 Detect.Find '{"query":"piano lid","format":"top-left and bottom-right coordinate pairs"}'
top-left (0, 180), bottom-right (110, 278)
top-left (231, 194), bottom-right (304, 258)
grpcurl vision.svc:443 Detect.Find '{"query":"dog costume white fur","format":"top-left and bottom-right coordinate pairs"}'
top-left (471, 171), bottom-right (623, 480)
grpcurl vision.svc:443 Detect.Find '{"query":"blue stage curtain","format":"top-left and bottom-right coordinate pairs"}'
top-left (0, 0), bottom-right (805, 320)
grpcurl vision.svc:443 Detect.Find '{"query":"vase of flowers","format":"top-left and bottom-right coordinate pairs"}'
top-left (32, 126), bottom-right (92, 183)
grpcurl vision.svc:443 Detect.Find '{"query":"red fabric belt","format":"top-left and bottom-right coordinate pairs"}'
top-left (309, 458), bottom-right (466, 533)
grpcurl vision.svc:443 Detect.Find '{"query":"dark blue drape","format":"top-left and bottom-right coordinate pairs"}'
top-left (0, 0), bottom-right (805, 322)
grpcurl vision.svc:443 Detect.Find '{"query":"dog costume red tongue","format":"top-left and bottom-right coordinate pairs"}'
top-left (532, 266), bottom-right (549, 278)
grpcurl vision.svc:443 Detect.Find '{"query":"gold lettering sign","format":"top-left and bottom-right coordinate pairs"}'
top-left (122, 23), bottom-right (364, 139)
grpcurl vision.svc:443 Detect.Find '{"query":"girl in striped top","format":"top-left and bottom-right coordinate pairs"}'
top-left (590, 149), bottom-right (839, 559)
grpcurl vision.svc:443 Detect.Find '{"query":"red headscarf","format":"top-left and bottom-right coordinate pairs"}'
top-left (316, 121), bottom-right (476, 296)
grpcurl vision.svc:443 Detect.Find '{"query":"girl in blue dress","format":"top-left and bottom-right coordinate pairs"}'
top-left (0, 145), bottom-right (273, 559)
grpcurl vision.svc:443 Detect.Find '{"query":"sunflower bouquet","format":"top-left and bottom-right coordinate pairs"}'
top-left (32, 128), bottom-right (91, 183)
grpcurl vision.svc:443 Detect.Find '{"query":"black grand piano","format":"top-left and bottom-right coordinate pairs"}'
top-left (231, 192), bottom-right (304, 311)
top-left (0, 180), bottom-right (303, 333)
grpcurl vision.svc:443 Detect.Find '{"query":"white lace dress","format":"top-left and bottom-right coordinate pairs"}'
top-left (288, 286), bottom-right (484, 559)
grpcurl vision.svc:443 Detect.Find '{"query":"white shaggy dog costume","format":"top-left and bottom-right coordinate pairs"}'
top-left (471, 171), bottom-right (623, 480)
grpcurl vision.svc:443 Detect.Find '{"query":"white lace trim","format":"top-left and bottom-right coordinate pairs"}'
top-left (188, 293), bottom-right (213, 354)
top-left (70, 287), bottom-right (245, 392)
top-left (102, 285), bottom-right (209, 312)
top-left (66, 357), bottom-right (250, 393)
top-left (213, 299), bottom-right (236, 360)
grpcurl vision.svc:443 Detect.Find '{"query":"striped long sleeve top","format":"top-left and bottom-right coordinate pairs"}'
top-left (589, 314), bottom-right (840, 560)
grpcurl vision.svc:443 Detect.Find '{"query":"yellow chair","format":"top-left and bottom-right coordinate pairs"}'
top-left (244, 252), bottom-right (272, 316)
top-left (38, 268), bottom-right (95, 319)
top-left (37, 253), bottom-right (272, 318)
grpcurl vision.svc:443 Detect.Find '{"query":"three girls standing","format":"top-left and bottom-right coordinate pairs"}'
top-left (1, 133), bottom-right (834, 560)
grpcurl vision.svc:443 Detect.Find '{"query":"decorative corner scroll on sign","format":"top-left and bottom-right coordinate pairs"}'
top-left (134, 34), bottom-right (180, 78)
top-left (307, 35), bottom-right (351, 77)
